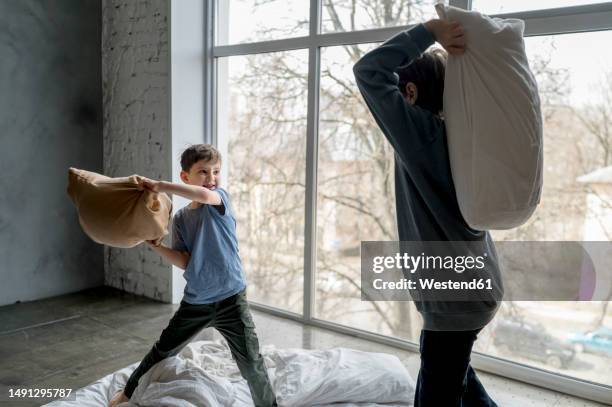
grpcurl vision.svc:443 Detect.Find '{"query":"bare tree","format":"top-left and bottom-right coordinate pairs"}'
top-left (572, 71), bottom-right (612, 168)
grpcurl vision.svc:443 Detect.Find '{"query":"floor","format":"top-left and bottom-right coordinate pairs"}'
top-left (0, 286), bottom-right (607, 407)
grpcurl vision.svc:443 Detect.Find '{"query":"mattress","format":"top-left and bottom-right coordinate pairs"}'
top-left (43, 340), bottom-right (414, 407)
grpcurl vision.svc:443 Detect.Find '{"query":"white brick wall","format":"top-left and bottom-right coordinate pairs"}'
top-left (102, 0), bottom-right (172, 302)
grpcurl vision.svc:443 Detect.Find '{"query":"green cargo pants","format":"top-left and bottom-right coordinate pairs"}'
top-left (124, 288), bottom-right (277, 407)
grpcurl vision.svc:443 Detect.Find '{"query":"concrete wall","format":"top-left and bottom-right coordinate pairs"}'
top-left (0, 0), bottom-right (104, 306)
top-left (102, 0), bottom-right (173, 302)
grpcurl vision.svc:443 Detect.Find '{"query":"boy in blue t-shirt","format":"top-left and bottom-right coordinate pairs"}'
top-left (109, 144), bottom-right (277, 407)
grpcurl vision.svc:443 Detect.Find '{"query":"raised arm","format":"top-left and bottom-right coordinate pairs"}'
top-left (352, 20), bottom-right (464, 166)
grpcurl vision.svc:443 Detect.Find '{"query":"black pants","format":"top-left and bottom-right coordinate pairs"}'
top-left (124, 289), bottom-right (277, 407)
top-left (415, 329), bottom-right (498, 407)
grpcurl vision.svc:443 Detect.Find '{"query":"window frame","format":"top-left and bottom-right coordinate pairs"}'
top-left (207, 1), bottom-right (612, 403)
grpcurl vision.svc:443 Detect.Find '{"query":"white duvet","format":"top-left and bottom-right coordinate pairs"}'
top-left (44, 340), bottom-right (414, 407)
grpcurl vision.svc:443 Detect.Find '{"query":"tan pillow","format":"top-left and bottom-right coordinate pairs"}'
top-left (67, 168), bottom-right (172, 248)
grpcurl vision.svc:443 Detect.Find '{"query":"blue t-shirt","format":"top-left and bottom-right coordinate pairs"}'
top-left (171, 187), bottom-right (247, 304)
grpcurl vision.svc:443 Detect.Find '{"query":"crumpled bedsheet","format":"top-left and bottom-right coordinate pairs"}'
top-left (43, 340), bottom-right (414, 407)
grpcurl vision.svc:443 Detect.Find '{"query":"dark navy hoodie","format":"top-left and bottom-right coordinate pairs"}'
top-left (353, 23), bottom-right (502, 331)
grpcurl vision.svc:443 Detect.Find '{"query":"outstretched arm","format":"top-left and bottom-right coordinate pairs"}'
top-left (138, 177), bottom-right (222, 206)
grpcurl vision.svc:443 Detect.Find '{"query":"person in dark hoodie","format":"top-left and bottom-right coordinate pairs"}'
top-left (353, 19), bottom-right (501, 406)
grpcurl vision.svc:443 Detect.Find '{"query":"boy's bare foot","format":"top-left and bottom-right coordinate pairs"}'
top-left (108, 390), bottom-right (129, 407)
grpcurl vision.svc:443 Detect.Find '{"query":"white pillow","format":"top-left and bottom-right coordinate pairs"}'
top-left (436, 4), bottom-right (543, 230)
top-left (271, 347), bottom-right (414, 406)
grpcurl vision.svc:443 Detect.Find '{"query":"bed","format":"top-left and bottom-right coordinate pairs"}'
top-left (43, 340), bottom-right (415, 407)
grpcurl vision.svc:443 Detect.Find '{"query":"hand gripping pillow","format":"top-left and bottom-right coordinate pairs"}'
top-left (66, 168), bottom-right (172, 248)
top-left (435, 4), bottom-right (543, 230)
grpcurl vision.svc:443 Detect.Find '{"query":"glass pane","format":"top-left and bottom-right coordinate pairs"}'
top-left (216, 0), bottom-right (309, 45)
top-left (481, 31), bottom-right (612, 386)
top-left (471, 0), bottom-right (610, 14)
top-left (315, 43), bottom-right (424, 342)
top-left (322, 0), bottom-right (444, 33)
top-left (316, 30), bottom-right (612, 387)
top-left (217, 50), bottom-right (308, 313)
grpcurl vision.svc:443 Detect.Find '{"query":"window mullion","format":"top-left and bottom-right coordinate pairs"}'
top-left (303, 0), bottom-right (322, 321)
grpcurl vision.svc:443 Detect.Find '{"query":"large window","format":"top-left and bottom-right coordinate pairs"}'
top-left (213, 0), bottom-right (612, 402)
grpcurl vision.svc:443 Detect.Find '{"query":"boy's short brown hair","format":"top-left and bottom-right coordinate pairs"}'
top-left (397, 47), bottom-right (447, 116)
top-left (180, 144), bottom-right (222, 172)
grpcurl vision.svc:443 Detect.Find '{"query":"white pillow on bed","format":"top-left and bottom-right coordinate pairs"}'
top-left (271, 347), bottom-right (414, 406)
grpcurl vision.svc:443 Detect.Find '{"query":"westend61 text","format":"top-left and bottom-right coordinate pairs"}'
top-left (373, 278), bottom-right (493, 291)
